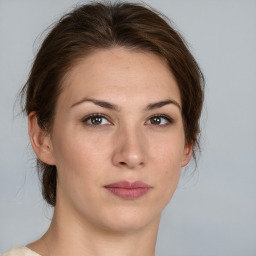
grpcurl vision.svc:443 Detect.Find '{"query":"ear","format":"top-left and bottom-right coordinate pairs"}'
top-left (181, 143), bottom-right (193, 167)
top-left (28, 112), bottom-right (56, 165)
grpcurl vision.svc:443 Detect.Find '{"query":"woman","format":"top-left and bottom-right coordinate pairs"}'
top-left (3, 1), bottom-right (204, 256)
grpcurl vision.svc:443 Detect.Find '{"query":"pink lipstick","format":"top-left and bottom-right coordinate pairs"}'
top-left (104, 181), bottom-right (152, 200)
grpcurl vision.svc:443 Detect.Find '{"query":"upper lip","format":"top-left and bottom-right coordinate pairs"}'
top-left (104, 180), bottom-right (152, 189)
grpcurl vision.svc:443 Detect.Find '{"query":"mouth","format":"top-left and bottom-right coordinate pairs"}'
top-left (104, 180), bottom-right (152, 200)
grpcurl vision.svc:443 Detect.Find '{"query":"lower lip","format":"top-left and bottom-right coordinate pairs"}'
top-left (105, 187), bottom-right (151, 200)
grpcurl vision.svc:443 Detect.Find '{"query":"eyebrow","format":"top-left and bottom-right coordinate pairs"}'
top-left (145, 99), bottom-right (181, 111)
top-left (70, 97), bottom-right (120, 111)
top-left (70, 97), bottom-right (181, 111)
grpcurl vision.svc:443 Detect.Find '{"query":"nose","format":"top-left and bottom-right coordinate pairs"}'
top-left (112, 125), bottom-right (147, 169)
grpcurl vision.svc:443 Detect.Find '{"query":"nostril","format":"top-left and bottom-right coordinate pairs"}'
top-left (118, 160), bottom-right (144, 169)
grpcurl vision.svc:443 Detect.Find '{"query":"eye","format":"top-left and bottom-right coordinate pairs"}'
top-left (82, 114), bottom-right (111, 127)
top-left (145, 114), bottom-right (174, 126)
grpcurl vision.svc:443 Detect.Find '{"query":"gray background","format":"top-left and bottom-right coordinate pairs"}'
top-left (0, 0), bottom-right (256, 255)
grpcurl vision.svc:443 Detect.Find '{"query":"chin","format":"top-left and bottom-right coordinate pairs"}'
top-left (92, 205), bottom-right (162, 233)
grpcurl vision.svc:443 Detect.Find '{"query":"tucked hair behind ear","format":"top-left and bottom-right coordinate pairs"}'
top-left (21, 1), bottom-right (204, 206)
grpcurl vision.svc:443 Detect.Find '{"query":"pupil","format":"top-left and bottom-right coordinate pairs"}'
top-left (92, 116), bottom-right (102, 125)
top-left (151, 117), bottom-right (161, 124)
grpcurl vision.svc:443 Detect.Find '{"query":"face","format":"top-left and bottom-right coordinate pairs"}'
top-left (42, 48), bottom-right (191, 232)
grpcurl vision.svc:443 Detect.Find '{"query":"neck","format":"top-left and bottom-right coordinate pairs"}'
top-left (29, 202), bottom-right (160, 256)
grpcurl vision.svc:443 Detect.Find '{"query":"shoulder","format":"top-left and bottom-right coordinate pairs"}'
top-left (2, 247), bottom-right (41, 256)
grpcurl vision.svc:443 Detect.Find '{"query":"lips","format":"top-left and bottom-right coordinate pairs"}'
top-left (104, 181), bottom-right (152, 200)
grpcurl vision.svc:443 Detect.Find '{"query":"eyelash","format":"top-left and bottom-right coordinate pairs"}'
top-left (81, 113), bottom-right (174, 128)
top-left (82, 113), bottom-right (112, 128)
top-left (146, 114), bottom-right (174, 127)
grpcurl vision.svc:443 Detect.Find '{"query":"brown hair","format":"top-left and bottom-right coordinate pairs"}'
top-left (21, 1), bottom-right (204, 206)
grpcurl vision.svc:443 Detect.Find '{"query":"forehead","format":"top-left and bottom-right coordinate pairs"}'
top-left (59, 47), bottom-right (181, 107)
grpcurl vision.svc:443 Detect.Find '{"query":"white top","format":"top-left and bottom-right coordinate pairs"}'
top-left (2, 247), bottom-right (41, 256)
top-left (2, 246), bottom-right (159, 256)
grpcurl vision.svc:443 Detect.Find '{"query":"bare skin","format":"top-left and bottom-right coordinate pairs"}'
top-left (27, 48), bottom-right (192, 256)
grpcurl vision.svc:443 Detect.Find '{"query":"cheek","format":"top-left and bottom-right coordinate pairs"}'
top-left (150, 131), bottom-right (185, 169)
top-left (51, 134), bottom-right (107, 207)
top-left (156, 150), bottom-right (182, 191)
top-left (53, 127), bottom-right (109, 166)
top-left (51, 128), bottom-right (113, 193)
top-left (149, 132), bottom-right (185, 199)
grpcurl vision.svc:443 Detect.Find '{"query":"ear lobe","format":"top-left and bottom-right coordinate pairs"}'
top-left (28, 112), bottom-right (55, 166)
top-left (181, 143), bottom-right (193, 167)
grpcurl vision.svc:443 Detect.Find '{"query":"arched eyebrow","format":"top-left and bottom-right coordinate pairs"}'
top-left (145, 99), bottom-right (181, 111)
top-left (70, 97), bottom-right (120, 111)
top-left (70, 98), bottom-right (181, 111)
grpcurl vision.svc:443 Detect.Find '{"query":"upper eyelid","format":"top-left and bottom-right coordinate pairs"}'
top-left (82, 113), bottom-right (112, 123)
top-left (147, 113), bottom-right (174, 120)
top-left (147, 113), bottom-right (173, 119)
top-left (146, 114), bottom-right (174, 125)
top-left (81, 113), bottom-right (174, 125)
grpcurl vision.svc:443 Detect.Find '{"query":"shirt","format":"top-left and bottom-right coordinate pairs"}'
top-left (2, 247), bottom-right (41, 256)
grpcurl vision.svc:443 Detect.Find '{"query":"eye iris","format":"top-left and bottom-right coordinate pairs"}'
top-left (91, 116), bottom-right (102, 125)
top-left (151, 116), bottom-right (161, 125)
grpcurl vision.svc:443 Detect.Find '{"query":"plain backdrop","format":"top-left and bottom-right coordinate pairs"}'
top-left (0, 0), bottom-right (256, 255)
